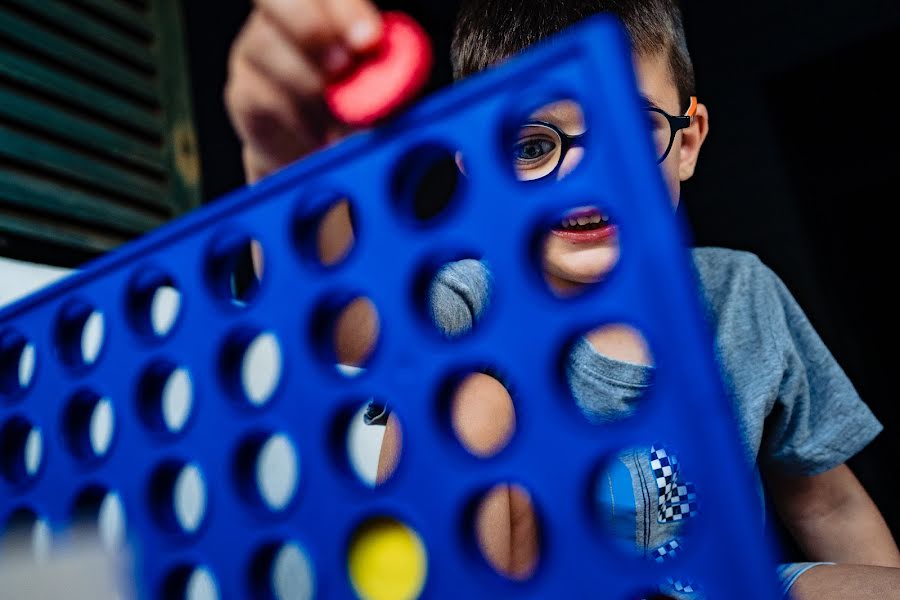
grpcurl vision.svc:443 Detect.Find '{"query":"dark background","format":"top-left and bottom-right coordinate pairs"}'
top-left (183, 0), bottom-right (900, 545)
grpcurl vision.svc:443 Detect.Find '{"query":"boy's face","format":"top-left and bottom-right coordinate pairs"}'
top-left (535, 52), bottom-right (709, 293)
top-left (318, 54), bottom-right (709, 295)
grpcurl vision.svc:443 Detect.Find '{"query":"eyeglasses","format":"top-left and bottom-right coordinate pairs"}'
top-left (513, 97), bottom-right (698, 181)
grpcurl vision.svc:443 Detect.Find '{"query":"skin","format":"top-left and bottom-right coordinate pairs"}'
top-left (538, 53), bottom-right (707, 295)
top-left (225, 1), bottom-right (900, 594)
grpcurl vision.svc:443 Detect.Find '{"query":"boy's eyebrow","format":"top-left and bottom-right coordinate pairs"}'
top-left (527, 102), bottom-right (586, 131)
top-left (639, 95), bottom-right (658, 109)
top-left (531, 105), bottom-right (573, 122)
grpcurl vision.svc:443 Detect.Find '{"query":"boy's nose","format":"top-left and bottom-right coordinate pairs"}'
top-left (557, 147), bottom-right (584, 180)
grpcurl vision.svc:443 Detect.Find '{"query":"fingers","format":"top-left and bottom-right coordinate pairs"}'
top-left (226, 0), bottom-right (383, 181)
top-left (236, 11), bottom-right (325, 100)
top-left (225, 57), bottom-right (313, 182)
top-left (319, 0), bottom-right (383, 50)
top-left (257, 0), bottom-right (382, 52)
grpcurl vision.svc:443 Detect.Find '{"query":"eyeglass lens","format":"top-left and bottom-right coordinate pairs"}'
top-left (513, 124), bottom-right (565, 182)
top-left (512, 107), bottom-right (677, 181)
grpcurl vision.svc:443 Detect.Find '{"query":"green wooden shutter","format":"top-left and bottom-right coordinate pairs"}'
top-left (0, 0), bottom-right (200, 263)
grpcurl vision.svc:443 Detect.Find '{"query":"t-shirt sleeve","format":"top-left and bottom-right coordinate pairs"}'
top-left (428, 259), bottom-right (492, 337)
top-left (760, 265), bottom-right (882, 475)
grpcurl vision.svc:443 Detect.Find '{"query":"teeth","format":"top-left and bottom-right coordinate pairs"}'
top-left (559, 212), bottom-right (611, 229)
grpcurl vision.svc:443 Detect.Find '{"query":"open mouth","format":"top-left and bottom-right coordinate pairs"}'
top-left (551, 207), bottom-right (616, 243)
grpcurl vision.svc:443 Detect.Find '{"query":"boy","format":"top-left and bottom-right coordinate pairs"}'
top-left (225, 1), bottom-right (900, 597)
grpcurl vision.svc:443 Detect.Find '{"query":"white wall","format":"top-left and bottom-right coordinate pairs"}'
top-left (0, 257), bottom-right (71, 308)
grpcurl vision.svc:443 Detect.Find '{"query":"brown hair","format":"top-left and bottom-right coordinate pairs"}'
top-left (451, 0), bottom-right (696, 111)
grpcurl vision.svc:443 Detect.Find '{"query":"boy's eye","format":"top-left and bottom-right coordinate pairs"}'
top-left (647, 111), bottom-right (668, 132)
top-left (513, 137), bottom-right (557, 163)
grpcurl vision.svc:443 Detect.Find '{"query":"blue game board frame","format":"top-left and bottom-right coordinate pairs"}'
top-left (0, 15), bottom-right (781, 599)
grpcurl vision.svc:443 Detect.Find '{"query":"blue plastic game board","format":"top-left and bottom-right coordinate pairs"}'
top-left (0, 15), bottom-right (781, 599)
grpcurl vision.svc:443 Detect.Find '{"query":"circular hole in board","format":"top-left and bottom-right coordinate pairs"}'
top-left (347, 516), bottom-right (428, 600)
top-left (148, 461), bottom-right (208, 535)
top-left (471, 483), bottom-right (540, 581)
top-left (249, 541), bottom-right (317, 600)
top-left (339, 401), bottom-right (401, 488)
top-left (235, 432), bottom-right (301, 513)
top-left (0, 331), bottom-right (36, 400)
top-left (56, 301), bottom-right (105, 369)
top-left (69, 487), bottom-right (127, 554)
top-left (128, 270), bottom-right (183, 338)
top-left (1, 508), bottom-right (52, 562)
top-left (242, 332), bottom-right (283, 406)
top-left (163, 565), bottom-right (221, 600)
top-left (392, 143), bottom-right (464, 225)
top-left (561, 324), bottom-right (654, 424)
top-left (532, 199), bottom-right (620, 299)
top-left (415, 256), bottom-right (492, 340)
top-left (0, 417), bottom-right (44, 485)
top-left (295, 196), bottom-right (357, 268)
top-left (444, 371), bottom-right (515, 459)
top-left (592, 444), bottom-right (700, 564)
top-left (207, 235), bottom-right (265, 307)
top-left (63, 391), bottom-right (115, 461)
top-left (138, 362), bottom-right (194, 435)
top-left (221, 330), bottom-right (284, 408)
top-left (312, 295), bottom-right (380, 374)
top-left (508, 98), bottom-right (587, 184)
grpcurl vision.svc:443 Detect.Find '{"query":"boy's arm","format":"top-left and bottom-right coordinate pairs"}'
top-left (766, 463), bottom-right (900, 566)
top-left (790, 564), bottom-right (900, 600)
top-left (227, 1), bottom-right (388, 360)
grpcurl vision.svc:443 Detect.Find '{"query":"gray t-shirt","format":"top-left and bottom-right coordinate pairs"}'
top-left (429, 248), bottom-right (882, 597)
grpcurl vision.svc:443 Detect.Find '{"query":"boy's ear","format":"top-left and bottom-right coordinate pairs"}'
top-left (678, 102), bottom-right (709, 181)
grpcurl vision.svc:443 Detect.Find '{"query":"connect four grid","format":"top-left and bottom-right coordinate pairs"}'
top-left (0, 16), bottom-right (780, 599)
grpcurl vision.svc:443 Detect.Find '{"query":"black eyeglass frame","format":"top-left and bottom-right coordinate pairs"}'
top-left (514, 120), bottom-right (585, 182)
top-left (647, 106), bottom-right (693, 165)
top-left (515, 97), bottom-right (698, 181)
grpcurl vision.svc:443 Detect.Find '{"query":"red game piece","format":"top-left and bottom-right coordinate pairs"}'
top-left (325, 12), bottom-right (433, 127)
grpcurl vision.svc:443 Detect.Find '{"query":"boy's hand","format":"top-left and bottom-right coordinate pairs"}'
top-left (225, 0), bottom-right (383, 183)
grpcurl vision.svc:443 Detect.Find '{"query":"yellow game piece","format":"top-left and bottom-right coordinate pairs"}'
top-left (348, 518), bottom-right (427, 600)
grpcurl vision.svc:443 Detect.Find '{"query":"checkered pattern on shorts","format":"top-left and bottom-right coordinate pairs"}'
top-left (653, 539), bottom-right (680, 563)
top-left (667, 577), bottom-right (698, 594)
top-left (650, 445), bottom-right (699, 523)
